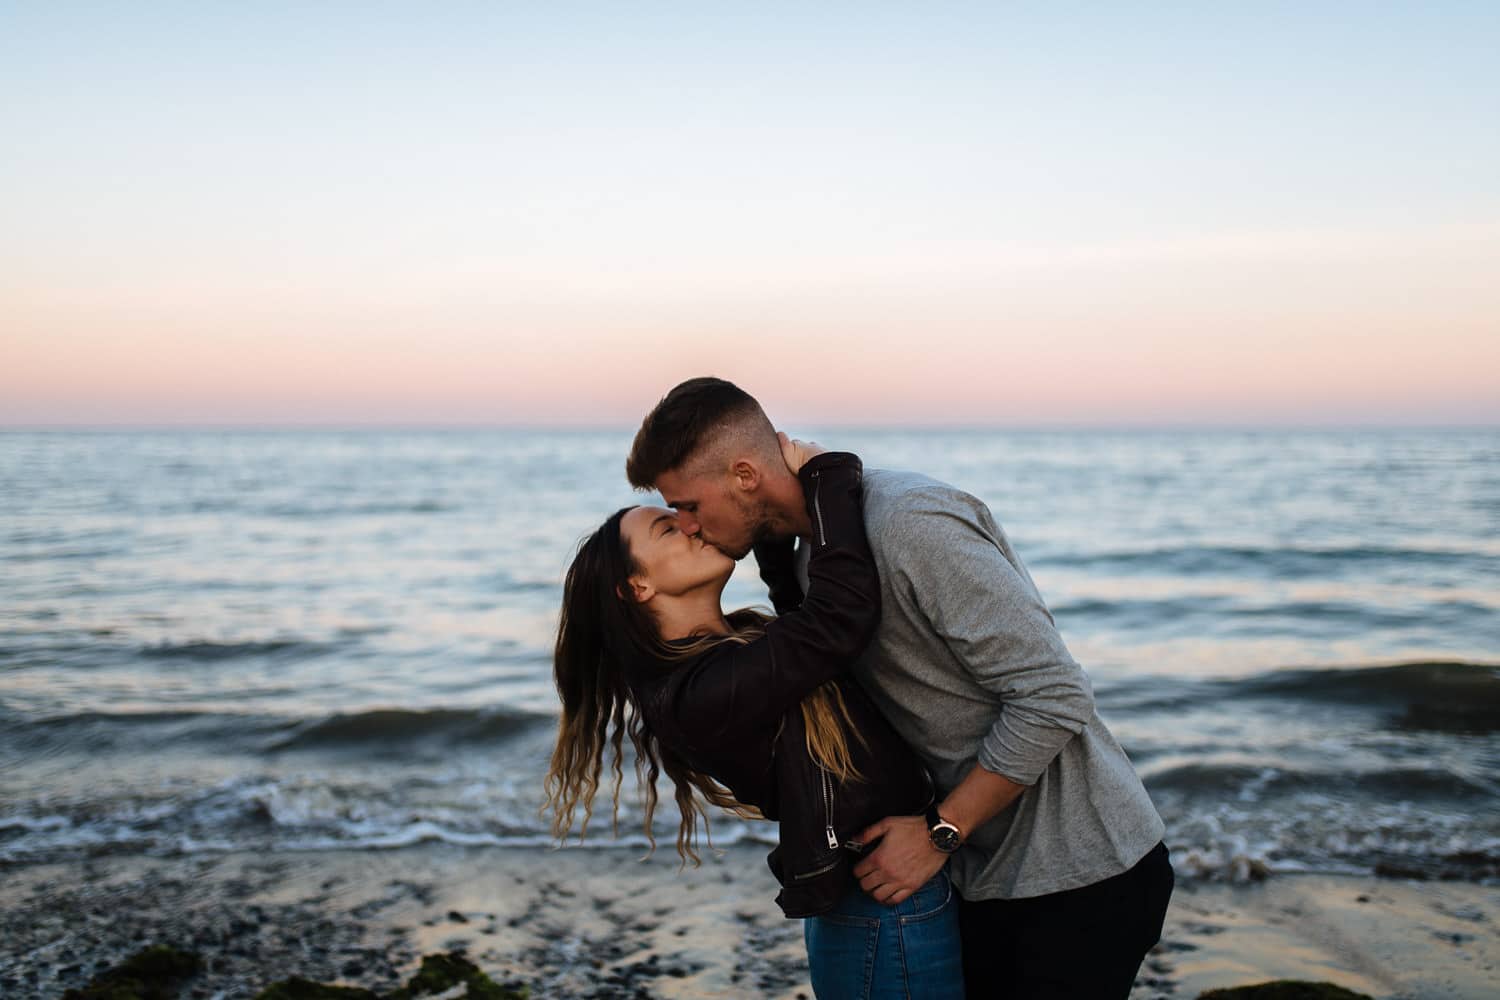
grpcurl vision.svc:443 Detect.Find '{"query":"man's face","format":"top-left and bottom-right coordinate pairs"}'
top-left (655, 465), bottom-right (762, 560)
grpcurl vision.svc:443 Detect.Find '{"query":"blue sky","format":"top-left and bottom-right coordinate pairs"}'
top-left (3, 3), bottom-right (1497, 425)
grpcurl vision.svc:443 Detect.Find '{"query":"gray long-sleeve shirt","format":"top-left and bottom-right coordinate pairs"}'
top-left (807, 469), bottom-right (1165, 900)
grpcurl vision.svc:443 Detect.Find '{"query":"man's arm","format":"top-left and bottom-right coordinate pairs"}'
top-left (853, 765), bottom-right (1024, 904)
top-left (853, 490), bottom-right (1094, 903)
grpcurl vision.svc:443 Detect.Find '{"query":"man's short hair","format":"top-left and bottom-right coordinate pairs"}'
top-left (626, 377), bottom-right (767, 489)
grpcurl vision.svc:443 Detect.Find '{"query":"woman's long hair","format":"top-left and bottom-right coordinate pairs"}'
top-left (542, 507), bottom-right (865, 864)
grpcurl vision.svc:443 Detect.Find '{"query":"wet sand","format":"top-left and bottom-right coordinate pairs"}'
top-left (2, 844), bottom-right (1496, 998)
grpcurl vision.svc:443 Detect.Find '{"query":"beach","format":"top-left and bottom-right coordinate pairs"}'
top-left (3, 843), bottom-right (1497, 999)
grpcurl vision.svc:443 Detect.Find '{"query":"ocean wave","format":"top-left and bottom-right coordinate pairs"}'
top-left (4, 704), bottom-right (555, 758)
top-left (1231, 659), bottom-right (1500, 699)
top-left (1161, 798), bottom-right (1500, 884)
top-left (1051, 596), bottom-right (1223, 623)
top-left (1142, 759), bottom-right (1497, 800)
top-left (0, 771), bottom-right (777, 868)
top-left (1101, 661), bottom-right (1500, 733)
top-left (261, 500), bottom-right (453, 518)
top-left (6, 709), bottom-right (290, 757)
top-left (3, 773), bottom-right (1495, 886)
top-left (1165, 836), bottom-right (1500, 883)
top-left (2, 545), bottom-right (123, 563)
top-left (138, 639), bottom-right (334, 661)
top-left (1053, 597), bottom-right (1491, 635)
top-left (1234, 661), bottom-right (1500, 732)
top-left (0, 820), bottom-right (775, 866)
top-left (1034, 542), bottom-right (1498, 579)
top-left (265, 706), bottom-right (553, 752)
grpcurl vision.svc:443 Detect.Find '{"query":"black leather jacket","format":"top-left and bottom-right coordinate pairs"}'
top-left (626, 452), bottom-right (933, 917)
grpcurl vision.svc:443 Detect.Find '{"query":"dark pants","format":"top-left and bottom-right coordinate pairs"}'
top-left (957, 842), bottom-right (1174, 1000)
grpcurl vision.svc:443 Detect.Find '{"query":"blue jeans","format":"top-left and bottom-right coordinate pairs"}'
top-left (804, 869), bottom-right (965, 1000)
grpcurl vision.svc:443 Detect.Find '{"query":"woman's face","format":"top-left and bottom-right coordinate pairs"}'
top-left (620, 505), bottom-right (735, 600)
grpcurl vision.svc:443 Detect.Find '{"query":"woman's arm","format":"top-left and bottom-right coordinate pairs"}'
top-left (660, 449), bottom-right (879, 744)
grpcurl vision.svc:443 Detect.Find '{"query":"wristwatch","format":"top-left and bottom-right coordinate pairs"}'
top-left (925, 803), bottom-right (963, 854)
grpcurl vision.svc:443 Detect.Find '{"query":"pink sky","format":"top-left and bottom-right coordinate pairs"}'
top-left (5, 221), bottom-right (1496, 427)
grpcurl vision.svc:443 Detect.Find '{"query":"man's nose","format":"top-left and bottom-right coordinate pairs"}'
top-left (677, 513), bottom-right (701, 537)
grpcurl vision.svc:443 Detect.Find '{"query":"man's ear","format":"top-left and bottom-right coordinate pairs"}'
top-left (731, 459), bottom-right (761, 493)
top-left (620, 575), bottom-right (654, 604)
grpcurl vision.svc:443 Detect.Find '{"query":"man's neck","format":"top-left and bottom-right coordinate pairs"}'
top-left (764, 470), bottom-right (814, 540)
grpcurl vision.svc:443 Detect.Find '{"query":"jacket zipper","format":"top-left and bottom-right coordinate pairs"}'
top-left (819, 763), bottom-right (837, 849)
top-left (792, 857), bottom-right (842, 881)
top-left (798, 467), bottom-right (838, 879)
top-left (812, 468), bottom-right (832, 846)
top-left (811, 470), bottom-right (827, 547)
top-left (789, 766), bottom-right (840, 881)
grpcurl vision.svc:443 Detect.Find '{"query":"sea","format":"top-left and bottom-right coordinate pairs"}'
top-left (2, 428), bottom-right (1497, 884)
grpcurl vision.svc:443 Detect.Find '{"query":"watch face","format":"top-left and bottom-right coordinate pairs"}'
top-left (931, 824), bottom-right (962, 853)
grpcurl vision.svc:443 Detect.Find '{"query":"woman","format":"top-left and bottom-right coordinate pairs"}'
top-left (543, 436), bottom-right (964, 999)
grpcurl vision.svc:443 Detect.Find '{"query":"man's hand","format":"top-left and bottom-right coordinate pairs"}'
top-left (851, 815), bottom-right (947, 905)
top-left (776, 431), bottom-right (825, 475)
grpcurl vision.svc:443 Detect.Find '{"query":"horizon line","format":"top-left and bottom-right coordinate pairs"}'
top-left (3, 421), bottom-right (1497, 434)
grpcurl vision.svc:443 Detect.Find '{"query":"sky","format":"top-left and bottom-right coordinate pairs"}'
top-left (2, 3), bottom-right (1497, 427)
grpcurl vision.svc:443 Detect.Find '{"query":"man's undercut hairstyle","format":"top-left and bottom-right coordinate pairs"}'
top-left (626, 377), bottom-right (773, 489)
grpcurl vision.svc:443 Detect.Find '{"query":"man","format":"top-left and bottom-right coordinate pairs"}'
top-left (626, 377), bottom-right (1173, 999)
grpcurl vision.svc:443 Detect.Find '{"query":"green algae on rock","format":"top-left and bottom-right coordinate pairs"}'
top-left (61, 945), bottom-right (202, 1000)
top-left (253, 951), bottom-right (526, 1000)
top-left (387, 952), bottom-right (526, 1000)
top-left (1198, 981), bottom-right (1375, 1000)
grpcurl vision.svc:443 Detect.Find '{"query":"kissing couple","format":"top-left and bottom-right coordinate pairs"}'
top-left (545, 377), bottom-right (1173, 999)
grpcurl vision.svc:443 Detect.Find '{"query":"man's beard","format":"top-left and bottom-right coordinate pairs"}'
top-left (717, 531), bottom-right (757, 562)
top-left (719, 496), bottom-right (780, 561)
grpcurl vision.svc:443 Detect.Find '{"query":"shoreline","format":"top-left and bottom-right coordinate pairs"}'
top-left (2, 844), bottom-right (1496, 999)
